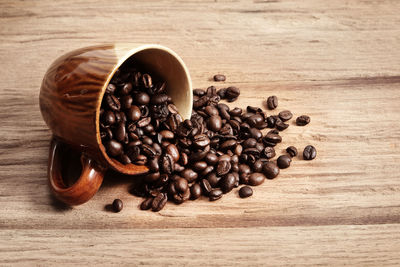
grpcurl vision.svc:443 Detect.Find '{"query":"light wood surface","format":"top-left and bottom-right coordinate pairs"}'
top-left (1, 0), bottom-right (400, 265)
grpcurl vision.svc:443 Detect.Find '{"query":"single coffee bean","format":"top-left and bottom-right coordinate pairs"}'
top-left (262, 162), bottom-right (280, 179)
top-left (266, 96), bottom-right (278, 110)
top-left (192, 161), bottom-right (208, 172)
top-left (140, 198), bottom-right (153, 210)
top-left (216, 160), bottom-right (231, 176)
top-left (119, 154), bottom-right (131, 164)
top-left (114, 123), bottom-right (126, 142)
top-left (144, 172), bottom-right (161, 183)
top-left (102, 110), bottom-right (116, 126)
top-left (220, 139), bottom-right (237, 150)
top-left (142, 144), bottom-right (157, 158)
top-left (220, 173), bottom-right (236, 193)
top-left (286, 146), bottom-right (298, 157)
top-left (248, 172), bottom-right (266, 186)
top-left (200, 165), bottom-right (214, 176)
top-left (275, 119), bottom-right (289, 131)
top-left (193, 134), bottom-right (211, 148)
top-left (166, 144), bottom-right (180, 162)
top-left (127, 105), bottom-right (141, 122)
top-left (239, 186), bottom-right (253, 198)
top-left (266, 115), bottom-right (277, 128)
top-left (201, 179), bottom-right (212, 195)
top-left (213, 74), bottom-right (226, 81)
top-left (134, 92), bottom-right (150, 105)
top-left (190, 183), bottom-right (202, 200)
top-left (174, 163), bottom-right (185, 172)
top-left (193, 88), bottom-right (206, 96)
top-left (159, 130), bottom-right (174, 139)
top-left (106, 140), bottom-right (123, 157)
top-left (279, 110), bottom-right (293, 122)
top-left (206, 172), bottom-right (221, 187)
top-left (120, 82), bottom-right (133, 95)
top-left (303, 145), bottom-right (317, 160)
top-left (142, 74), bottom-right (152, 88)
top-left (181, 168), bottom-right (198, 183)
top-left (209, 189), bottom-right (223, 201)
top-left (225, 86), bottom-right (240, 102)
top-left (246, 114), bottom-right (264, 128)
top-left (180, 152), bottom-right (189, 166)
top-left (151, 193), bottom-right (167, 212)
top-left (277, 155), bottom-right (292, 169)
top-left (105, 94), bottom-right (121, 111)
top-left (106, 83), bottom-right (116, 94)
top-left (205, 152), bottom-right (219, 165)
top-left (112, 199), bottom-right (123, 212)
top-left (135, 154), bottom-right (147, 165)
top-left (242, 138), bottom-right (257, 148)
top-left (151, 94), bottom-right (169, 105)
top-left (205, 106), bottom-right (219, 117)
top-left (160, 153), bottom-right (174, 174)
top-left (208, 115), bottom-right (222, 132)
top-left (263, 147), bottom-right (276, 159)
top-left (296, 115), bottom-right (310, 126)
top-left (148, 157), bottom-right (160, 172)
top-left (249, 128), bottom-right (262, 140)
top-left (252, 159), bottom-right (264, 172)
top-left (263, 133), bottom-right (282, 144)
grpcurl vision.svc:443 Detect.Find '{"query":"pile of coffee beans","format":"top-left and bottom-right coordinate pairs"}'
top-left (101, 66), bottom-right (316, 212)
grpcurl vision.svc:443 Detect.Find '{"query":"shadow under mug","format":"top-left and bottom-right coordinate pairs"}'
top-left (39, 44), bottom-right (193, 205)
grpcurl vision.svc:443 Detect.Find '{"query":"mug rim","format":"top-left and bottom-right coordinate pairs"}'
top-left (95, 44), bottom-right (193, 175)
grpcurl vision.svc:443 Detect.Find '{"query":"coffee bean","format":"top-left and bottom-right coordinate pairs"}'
top-left (277, 155), bottom-right (292, 169)
top-left (142, 144), bottom-right (157, 158)
top-left (252, 159), bottom-right (264, 172)
top-left (217, 88), bottom-right (227, 99)
top-left (192, 161), bottom-right (208, 172)
top-left (263, 147), bottom-right (276, 159)
top-left (239, 186), bottom-right (253, 198)
top-left (151, 94), bottom-right (169, 105)
top-left (112, 199), bottom-right (123, 212)
top-left (190, 183), bottom-right (202, 200)
top-left (220, 173), bottom-right (236, 193)
top-left (248, 172), bottom-right (266, 186)
top-left (148, 157), bottom-right (160, 172)
top-left (220, 139), bottom-right (237, 150)
top-left (205, 152), bottom-right (219, 165)
top-left (142, 74), bottom-right (152, 88)
top-left (106, 140), bottom-right (123, 157)
top-left (127, 105), bottom-right (141, 122)
top-left (249, 128), bottom-right (262, 140)
top-left (181, 168), bottom-right (198, 183)
top-left (243, 138), bottom-right (257, 148)
top-left (213, 74), bottom-right (226, 81)
top-left (135, 154), bottom-right (147, 165)
top-left (205, 106), bottom-right (219, 117)
top-left (263, 133), bottom-right (282, 144)
top-left (209, 189), bottom-right (223, 201)
top-left (262, 162), bottom-right (280, 179)
top-left (120, 83), bottom-right (132, 95)
top-left (279, 110), bottom-right (293, 122)
top-left (140, 198), bottom-right (153, 210)
top-left (275, 119), bottom-right (289, 131)
top-left (160, 130), bottom-right (174, 140)
top-left (193, 89), bottom-right (205, 96)
top-left (193, 134), bottom-right (211, 148)
top-left (225, 87), bottom-right (240, 102)
top-left (286, 146), bottom-right (298, 157)
top-left (160, 154), bottom-right (174, 174)
top-left (144, 172), bottom-right (160, 183)
top-left (303, 145), bottom-right (317, 160)
top-left (266, 115), bottom-right (277, 128)
top-left (246, 114), bottom-right (264, 128)
top-left (207, 115), bottom-right (222, 132)
top-left (105, 94), bottom-right (121, 111)
top-left (201, 179), bottom-right (212, 195)
top-left (166, 144), bottom-right (179, 162)
top-left (216, 160), bottom-right (231, 176)
top-left (296, 115), bottom-right (310, 126)
top-left (134, 92), bottom-right (150, 105)
top-left (151, 192), bottom-right (167, 211)
top-left (106, 83), bottom-right (116, 94)
top-left (266, 96), bottom-right (278, 110)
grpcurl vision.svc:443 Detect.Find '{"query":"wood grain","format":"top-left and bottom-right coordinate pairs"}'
top-left (1, 0), bottom-right (400, 265)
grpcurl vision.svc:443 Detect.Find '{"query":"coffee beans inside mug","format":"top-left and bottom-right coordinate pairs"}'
top-left (102, 69), bottom-right (316, 212)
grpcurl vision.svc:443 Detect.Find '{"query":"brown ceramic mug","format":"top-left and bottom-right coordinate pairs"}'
top-left (39, 44), bottom-right (192, 205)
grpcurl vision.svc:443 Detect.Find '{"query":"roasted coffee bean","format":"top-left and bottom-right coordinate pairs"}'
top-left (160, 154), bottom-right (174, 174)
top-left (134, 92), bottom-right (150, 105)
top-left (142, 74), bottom-right (152, 88)
top-left (247, 114), bottom-right (264, 128)
top-left (263, 147), bottom-right (276, 159)
top-left (207, 115), bottom-right (222, 132)
top-left (209, 189), bottom-right (223, 201)
top-left (213, 74), bottom-right (226, 81)
top-left (190, 183), bottom-right (202, 200)
top-left (279, 110), bottom-right (293, 122)
top-left (303, 145), bottom-right (317, 160)
top-left (180, 152), bottom-right (189, 166)
top-left (105, 94), bottom-right (121, 111)
top-left (255, 142), bottom-right (264, 153)
top-left (120, 83), bottom-right (132, 95)
top-left (243, 138), bottom-right (257, 148)
top-left (151, 193), bottom-right (167, 211)
top-left (266, 115), bottom-right (277, 128)
top-left (263, 133), bottom-right (282, 144)
top-left (106, 83), bottom-right (116, 94)
top-left (200, 166), bottom-right (214, 176)
top-left (220, 173), bottom-right (236, 193)
top-left (114, 123), bottom-right (126, 142)
top-left (201, 179), bottom-right (212, 195)
top-left (135, 154), bottom-right (147, 165)
top-left (217, 88), bottom-right (227, 99)
top-left (120, 95), bottom-right (133, 109)
top-left (249, 128), bottom-right (262, 140)
top-left (296, 115), bottom-right (310, 126)
top-left (286, 146), bottom-right (298, 157)
top-left (206, 172), bottom-right (220, 187)
top-left (206, 86), bottom-right (217, 97)
top-left (248, 172), bottom-right (266, 186)
top-left (174, 163), bottom-right (185, 172)
top-left (140, 198), bottom-right (153, 210)
top-left (205, 152), bottom-right (219, 165)
top-left (189, 145), bottom-right (210, 161)
top-left (262, 162), bottom-right (280, 179)
top-left (142, 144), bottom-right (157, 158)
top-left (266, 96), bottom-right (278, 110)
top-left (112, 199), bottom-right (123, 212)
top-left (275, 119), bottom-right (289, 131)
top-left (106, 140), bottom-right (123, 157)
top-left (171, 178), bottom-right (190, 204)
top-left (229, 107), bottom-right (242, 117)
top-left (225, 86), bottom-right (240, 102)
top-left (205, 106), bottom-right (219, 117)
top-left (181, 168), bottom-right (198, 183)
top-left (193, 161), bottom-right (208, 172)
top-left (193, 88), bottom-right (206, 96)
top-left (218, 153), bottom-right (232, 162)
top-left (193, 134), bottom-right (211, 148)
top-left (127, 105), bottom-right (141, 122)
top-left (239, 186), bottom-right (253, 198)
top-left (247, 106), bottom-right (262, 114)
top-left (277, 155), bottom-right (291, 169)
top-left (166, 144), bottom-right (179, 162)
top-left (119, 154), bottom-right (131, 164)
top-left (148, 157), bottom-right (160, 172)
top-left (243, 147), bottom-right (260, 157)
top-left (137, 117), bottom-right (151, 128)
top-left (144, 172), bottom-right (161, 183)
top-left (151, 94), bottom-right (168, 105)
top-left (102, 110), bottom-right (116, 126)
top-left (167, 103), bottom-right (178, 114)
top-left (216, 160), bottom-right (231, 176)
top-left (252, 159), bottom-right (264, 172)
top-left (220, 139), bottom-right (237, 150)
top-left (234, 144), bottom-right (243, 156)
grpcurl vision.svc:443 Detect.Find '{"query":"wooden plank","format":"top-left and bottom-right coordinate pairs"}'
top-left (1, 225), bottom-right (400, 266)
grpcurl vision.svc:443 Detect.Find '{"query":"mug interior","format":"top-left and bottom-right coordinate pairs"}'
top-left (97, 45), bottom-right (193, 175)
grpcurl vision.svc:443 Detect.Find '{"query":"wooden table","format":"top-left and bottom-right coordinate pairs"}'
top-left (1, 0), bottom-right (400, 265)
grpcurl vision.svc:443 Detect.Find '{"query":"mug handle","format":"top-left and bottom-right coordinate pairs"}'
top-left (48, 137), bottom-right (105, 205)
